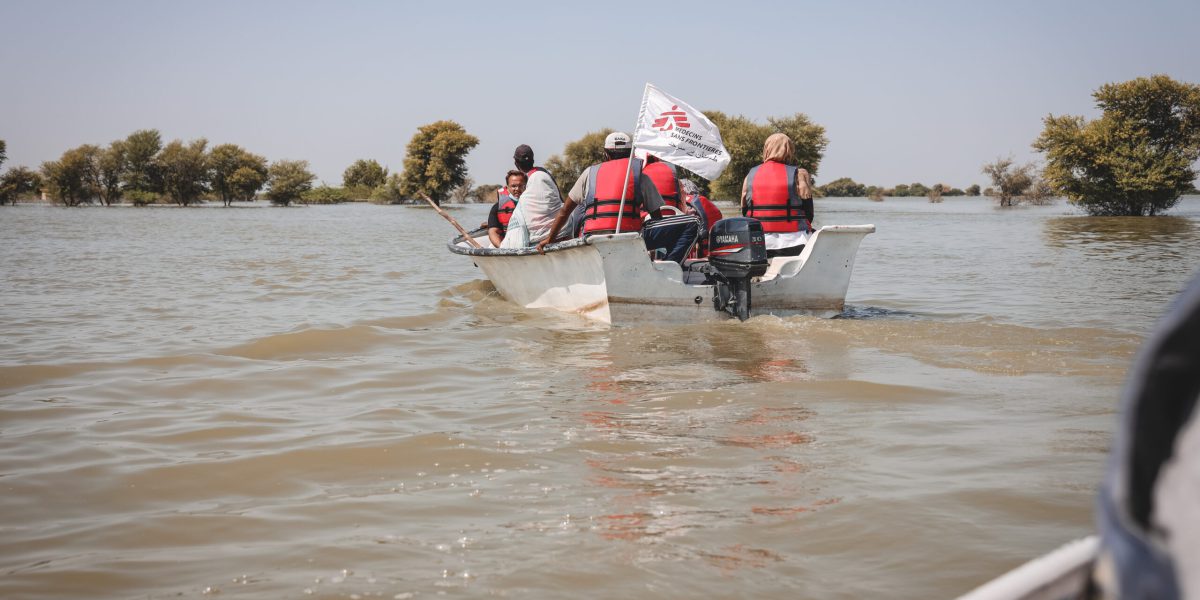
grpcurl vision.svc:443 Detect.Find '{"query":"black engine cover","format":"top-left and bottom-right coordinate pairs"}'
top-left (708, 217), bottom-right (768, 279)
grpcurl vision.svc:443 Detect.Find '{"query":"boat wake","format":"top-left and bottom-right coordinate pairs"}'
top-left (834, 304), bottom-right (922, 320)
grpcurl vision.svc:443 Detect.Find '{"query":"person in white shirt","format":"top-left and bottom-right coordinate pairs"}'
top-left (500, 144), bottom-right (563, 248)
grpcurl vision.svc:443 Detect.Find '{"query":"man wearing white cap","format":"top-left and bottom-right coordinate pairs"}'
top-left (537, 132), bottom-right (664, 253)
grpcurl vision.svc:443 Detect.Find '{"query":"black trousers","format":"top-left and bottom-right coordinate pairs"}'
top-left (643, 215), bottom-right (701, 263)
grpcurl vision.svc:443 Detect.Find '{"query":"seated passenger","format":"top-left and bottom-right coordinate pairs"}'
top-left (642, 155), bottom-right (701, 263)
top-left (537, 132), bottom-right (664, 253)
top-left (501, 144), bottom-right (564, 248)
top-left (486, 170), bottom-right (527, 248)
top-left (740, 133), bottom-right (815, 258)
top-left (643, 154), bottom-right (684, 210)
top-left (643, 209), bottom-right (701, 263)
top-left (680, 179), bottom-right (723, 259)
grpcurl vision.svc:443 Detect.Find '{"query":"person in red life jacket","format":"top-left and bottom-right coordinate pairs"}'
top-left (680, 178), bottom-right (723, 259)
top-left (740, 133), bottom-right (815, 258)
top-left (501, 145), bottom-right (564, 248)
top-left (642, 155), bottom-right (683, 210)
top-left (536, 132), bottom-right (665, 254)
top-left (485, 170), bottom-right (527, 247)
top-left (640, 155), bottom-right (703, 262)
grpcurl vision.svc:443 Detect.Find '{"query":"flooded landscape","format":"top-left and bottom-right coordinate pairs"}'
top-left (3, 197), bottom-right (1198, 598)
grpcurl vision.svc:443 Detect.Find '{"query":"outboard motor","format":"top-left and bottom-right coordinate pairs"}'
top-left (702, 217), bottom-right (768, 321)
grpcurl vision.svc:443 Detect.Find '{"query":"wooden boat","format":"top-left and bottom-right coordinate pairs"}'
top-left (447, 223), bottom-right (874, 326)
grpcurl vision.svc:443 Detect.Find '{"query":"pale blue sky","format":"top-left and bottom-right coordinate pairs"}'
top-left (2, 0), bottom-right (1198, 193)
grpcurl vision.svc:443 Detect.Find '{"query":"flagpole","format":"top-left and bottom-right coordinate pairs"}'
top-left (613, 144), bottom-right (636, 234)
top-left (615, 84), bottom-right (652, 235)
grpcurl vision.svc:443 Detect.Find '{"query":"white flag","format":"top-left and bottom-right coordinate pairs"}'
top-left (632, 83), bottom-right (731, 181)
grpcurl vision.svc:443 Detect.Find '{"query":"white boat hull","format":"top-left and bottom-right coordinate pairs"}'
top-left (958, 537), bottom-right (1099, 600)
top-left (449, 225), bottom-right (874, 326)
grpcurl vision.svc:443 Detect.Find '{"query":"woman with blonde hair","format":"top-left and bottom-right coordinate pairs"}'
top-left (740, 133), bottom-right (815, 257)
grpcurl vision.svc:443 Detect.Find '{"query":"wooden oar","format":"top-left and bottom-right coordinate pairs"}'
top-left (422, 194), bottom-right (483, 249)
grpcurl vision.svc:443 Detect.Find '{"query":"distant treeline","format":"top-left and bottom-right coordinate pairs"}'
top-left (816, 177), bottom-right (982, 199)
top-left (1, 130), bottom-right (343, 207)
top-left (0, 129), bottom-right (482, 207)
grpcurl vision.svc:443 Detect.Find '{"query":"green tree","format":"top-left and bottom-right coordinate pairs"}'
top-left (228, 165), bottom-right (268, 202)
top-left (370, 172), bottom-right (404, 204)
top-left (1034, 75), bottom-right (1200, 216)
top-left (907, 182), bottom-right (930, 197)
top-left (159, 138), bottom-right (209, 206)
top-left (981, 157), bottom-right (1035, 207)
top-left (545, 128), bottom-right (613, 191)
top-left (472, 183), bottom-right (503, 203)
top-left (77, 145), bottom-right (103, 204)
top-left (965, 184), bottom-right (981, 196)
top-left (122, 129), bottom-right (163, 193)
top-left (0, 139), bottom-right (6, 170)
top-left (768, 113), bottom-right (828, 175)
top-left (398, 120), bottom-right (479, 205)
top-left (0, 166), bottom-right (41, 205)
top-left (343, 159), bottom-right (388, 190)
top-left (892, 183), bottom-right (911, 197)
top-left (210, 144), bottom-right (267, 206)
top-left (267, 159), bottom-right (315, 206)
top-left (41, 145), bottom-right (100, 206)
top-left (866, 186), bottom-right (885, 201)
top-left (97, 141), bottom-right (126, 206)
top-left (704, 111), bottom-right (760, 200)
top-left (820, 177), bottom-right (867, 197)
top-left (301, 184), bottom-right (350, 204)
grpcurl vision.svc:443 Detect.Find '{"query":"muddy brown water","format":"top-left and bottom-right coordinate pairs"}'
top-left (2, 197), bottom-right (1198, 598)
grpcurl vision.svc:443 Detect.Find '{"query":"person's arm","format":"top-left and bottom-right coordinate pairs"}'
top-left (486, 204), bottom-right (503, 246)
top-left (639, 177), bottom-right (664, 221)
top-left (537, 171), bottom-right (588, 254)
top-left (795, 169), bottom-right (815, 227)
top-left (536, 196), bottom-right (576, 254)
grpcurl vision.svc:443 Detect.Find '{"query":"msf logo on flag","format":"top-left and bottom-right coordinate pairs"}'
top-left (652, 105), bottom-right (690, 131)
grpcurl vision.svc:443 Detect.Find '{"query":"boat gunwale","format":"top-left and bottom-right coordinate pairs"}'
top-left (446, 228), bottom-right (642, 257)
top-left (448, 225), bottom-right (876, 258)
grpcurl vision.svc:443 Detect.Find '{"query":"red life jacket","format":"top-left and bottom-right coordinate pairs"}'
top-left (582, 158), bottom-right (644, 235)
top-left (495, 188), bottom-right (517, 230)
top-left (643, 161), bottom-right (681, 209)
top-left (686, 194), bottom-right (724, 258)
top-left (744, 161), bottom-right (807, 233)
